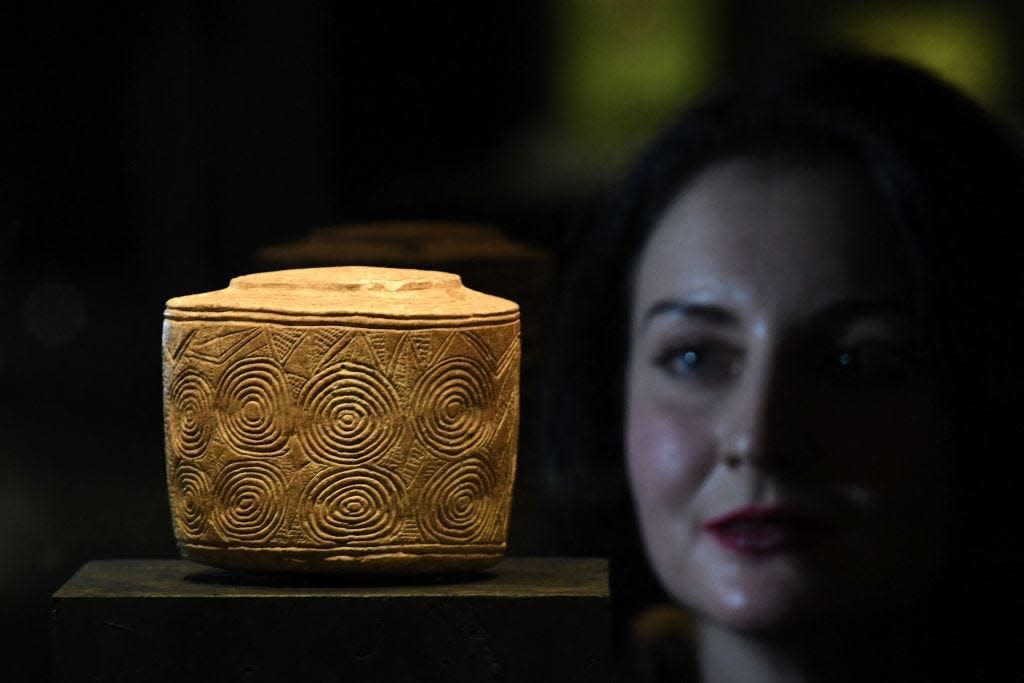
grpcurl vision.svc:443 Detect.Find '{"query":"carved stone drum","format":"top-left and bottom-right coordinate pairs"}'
top-left (162, 266), bottom-right (520, 574)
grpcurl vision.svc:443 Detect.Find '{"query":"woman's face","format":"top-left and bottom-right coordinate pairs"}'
top-left (626, 158), bottom-right (950, 633)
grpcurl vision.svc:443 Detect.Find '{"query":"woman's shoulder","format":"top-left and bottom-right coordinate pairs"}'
top-left (619, 602), bottom-right (699, 683)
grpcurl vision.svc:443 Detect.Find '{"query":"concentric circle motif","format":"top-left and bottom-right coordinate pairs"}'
top-left (418, 456), bottom-right (499, 544)
top-left (173, 463), bottom-right (212, 539)
top-left (215, 357), bottom-right (292, 456)
top-left (301, 466), bottom-right (404, 546)
top-left (297, 361), bottom-right (403, 465)
top-left (167, 370), bottom-right (215, 459)
top-left (211, 459), bottom-right (287, 544)
top-left (412, 356), bottom-right (494, 457)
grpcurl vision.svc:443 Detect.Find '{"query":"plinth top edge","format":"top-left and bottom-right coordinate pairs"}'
top-left (165, 266), bottom-right (519, 319)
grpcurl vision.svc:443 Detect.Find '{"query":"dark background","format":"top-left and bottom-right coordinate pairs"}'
top-left (3, 2), bottom-right (1023, 680)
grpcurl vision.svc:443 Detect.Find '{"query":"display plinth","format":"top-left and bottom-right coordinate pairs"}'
top-left (51, 557), bottom-right (610, 682)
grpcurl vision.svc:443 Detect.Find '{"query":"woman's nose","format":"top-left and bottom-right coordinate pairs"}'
top-left (718, 359), bottom-right (808, 472)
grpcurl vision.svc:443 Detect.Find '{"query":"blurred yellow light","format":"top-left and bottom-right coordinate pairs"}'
top-left (836, 4), bottom-right (1006, 108)
top-left (556, 0), bottom-right (717, 149)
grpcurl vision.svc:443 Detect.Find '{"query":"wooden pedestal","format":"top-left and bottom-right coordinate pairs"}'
top-left (51, 557), bottom-right (610, 682)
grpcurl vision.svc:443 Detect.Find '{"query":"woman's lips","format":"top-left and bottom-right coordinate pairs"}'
top-left (703, 505), bottom-right (833, 556)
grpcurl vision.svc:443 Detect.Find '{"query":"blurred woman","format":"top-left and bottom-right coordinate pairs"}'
top-left (544, 52), bottom-right (1024, 681)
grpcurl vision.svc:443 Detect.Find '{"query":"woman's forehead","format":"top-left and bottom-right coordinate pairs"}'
top-left (633, 158), bottom-right (913, 316)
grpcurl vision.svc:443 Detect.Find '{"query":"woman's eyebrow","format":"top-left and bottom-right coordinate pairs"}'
top-left (640, 299), bottom-right (738, 331)
top-left (808, 299), bottom-right (912, 327)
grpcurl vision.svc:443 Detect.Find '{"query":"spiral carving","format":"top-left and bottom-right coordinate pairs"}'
top-left (412, 356), bottom-right (494, 457)
top-left (301, 466), bottom-right (404, 545)
top-left (163, 315), bottom-right (519, 572)
top-left (215, 357), bottom-right (292, 456)
top-left (419, 456), bottom-right (499, 544)
top-left (173, 463), bottom-right (212, 539)
top-left (212, 459), bottom-right (287, 544)
top-left (298, 361), bottom-right (403, 465)
top-left (167, 370), bottom-right (214, 459)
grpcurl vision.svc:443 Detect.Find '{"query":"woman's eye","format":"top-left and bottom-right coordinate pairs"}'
top-left (655, 344), bottom-right (739, 383)
top-left (827, 343), bottom-right (912, 383)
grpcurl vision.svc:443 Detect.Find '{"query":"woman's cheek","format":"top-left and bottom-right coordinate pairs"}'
top-left (625, 399), bottom-right (713, 506)
top-left (627, 398), bottom-right (717, 608)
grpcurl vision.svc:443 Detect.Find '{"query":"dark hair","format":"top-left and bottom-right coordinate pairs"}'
top-left (542, 51), bottom-right (1024, 649)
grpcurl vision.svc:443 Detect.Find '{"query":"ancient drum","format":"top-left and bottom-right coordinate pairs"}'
top-left (162, 266), bottom-right (520, 574)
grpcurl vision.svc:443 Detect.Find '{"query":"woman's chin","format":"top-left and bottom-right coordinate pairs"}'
top-left (695, 589), bottom-right (811, 635)
top-left (664, 560), bottom-right (832, 635)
